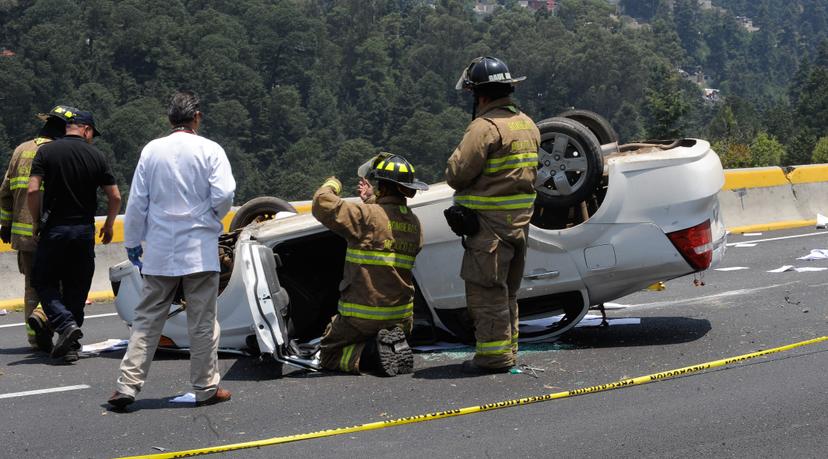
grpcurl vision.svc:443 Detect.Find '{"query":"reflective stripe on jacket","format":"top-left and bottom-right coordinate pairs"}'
top-left (312, 185), bottom-right (423, 318)
top-left (446, 97), bottom-right (539, 228)
top-left (0, 137), bottom-right (51, 251)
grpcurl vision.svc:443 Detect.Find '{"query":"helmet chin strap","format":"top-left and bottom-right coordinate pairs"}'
top-left (472, 95), bottom-right (478, 120)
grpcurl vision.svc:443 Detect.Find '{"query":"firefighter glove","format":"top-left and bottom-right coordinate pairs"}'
top-left (126, 245), bottom-right (143, 270)
top-left (322, 177), bottom-right (342, 196)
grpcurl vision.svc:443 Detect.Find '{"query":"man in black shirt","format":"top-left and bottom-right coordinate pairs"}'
top-left (28, 108), bottom-right (121, 362)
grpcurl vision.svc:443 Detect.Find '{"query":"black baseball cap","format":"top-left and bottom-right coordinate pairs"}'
top-left (66, 110), bottom-right (101, 137)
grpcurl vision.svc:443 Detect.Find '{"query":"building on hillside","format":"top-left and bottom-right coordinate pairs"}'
top-left (735, 16), bottom-right (760, 32)
top-left (703, 88), bottom-right (721, 103)
top-left (473, 1), bottom-right (496, 15)
top-left (519, 0), bottom-right (556, 12)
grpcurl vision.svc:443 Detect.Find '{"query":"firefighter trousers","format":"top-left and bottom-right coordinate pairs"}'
top-left (17, 250), bottom-right (41, 346)
top-left (461, 225), bottom-right (527, 369)
top-left (320, 314), bottom-right (413, 374)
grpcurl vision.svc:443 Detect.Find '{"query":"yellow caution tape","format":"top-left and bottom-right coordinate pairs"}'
top-left (116, 335), bottom-right (828, 459)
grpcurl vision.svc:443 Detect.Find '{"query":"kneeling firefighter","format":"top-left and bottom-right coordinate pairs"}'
top-left (312, 153), bottom-right (427, 376)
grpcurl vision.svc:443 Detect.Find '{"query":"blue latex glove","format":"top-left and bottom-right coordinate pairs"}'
top-left (126, 245), bottom-right (143, 270)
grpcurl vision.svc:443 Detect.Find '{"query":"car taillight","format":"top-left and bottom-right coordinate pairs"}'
top-left (667, 219), bottom-right (713, 271)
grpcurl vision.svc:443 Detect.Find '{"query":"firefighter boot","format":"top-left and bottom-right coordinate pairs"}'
top-left (27, 308), bottom-right (54, 353)
top-left (375, 327), bottom-right (413, 376)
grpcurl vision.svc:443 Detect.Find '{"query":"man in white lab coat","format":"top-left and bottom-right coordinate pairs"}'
top-left (108, 91), bottom-right (236, 409)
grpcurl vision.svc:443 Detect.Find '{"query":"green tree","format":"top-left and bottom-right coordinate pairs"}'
top-left (811, 137), bottom-right (828, 164)
top-left (749, 132), bottom-right (784, 166)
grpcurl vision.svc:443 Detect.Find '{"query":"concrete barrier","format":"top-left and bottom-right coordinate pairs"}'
top-left (718, 164), bottom-right (828, 233)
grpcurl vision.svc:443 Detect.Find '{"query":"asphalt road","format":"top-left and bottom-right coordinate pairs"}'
top-left (1, 226), bottom-right (827, 458)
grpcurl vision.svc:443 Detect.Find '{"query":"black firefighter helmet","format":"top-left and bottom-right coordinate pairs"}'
top-left (359, 152), bottom-right (428, 193)
top-left (454, 56), bottom-right (526, 90)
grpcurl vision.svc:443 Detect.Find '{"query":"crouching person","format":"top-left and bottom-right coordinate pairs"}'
top-left (312, 153), bottom-right (427, 376)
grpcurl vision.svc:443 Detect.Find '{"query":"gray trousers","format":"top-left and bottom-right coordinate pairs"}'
top-left (116, 272), bottom-right (221, 402)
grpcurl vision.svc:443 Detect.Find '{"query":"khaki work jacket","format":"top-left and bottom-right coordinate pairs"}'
top-left (446, 97), bottom-right (539, 233)
top-left (0, 137), bottom-right (52, 251)
top-left (312, 184), bottom-right (423, 321)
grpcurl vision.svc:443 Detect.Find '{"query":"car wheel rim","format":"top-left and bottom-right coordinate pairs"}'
top-left (536, 131), bottom-right (590, 198)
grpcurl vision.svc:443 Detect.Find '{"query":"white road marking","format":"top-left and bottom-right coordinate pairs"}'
top-left (0, 312), bottom-right (118, 329)
top-left (726, 231), bottom-right (828, 247)
top-left (0, 384), bottom-right (90, 400)
top-left (620, 282), bottom-right (799, 310)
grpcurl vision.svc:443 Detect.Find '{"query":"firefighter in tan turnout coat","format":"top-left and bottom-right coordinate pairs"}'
top-left (312, 153), bottom-right (428, 376)
top-left (0, 107), bottom-right (70, 351)
top-left (446, 57), bottom-right (539, 373)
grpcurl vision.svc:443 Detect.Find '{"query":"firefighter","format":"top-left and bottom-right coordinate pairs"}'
top-left (312, 153), bottom-right (427, 376)
top-left (446, 56), bottom-right (539, 373)
top-left (0, 106), bottom-right (70, 351)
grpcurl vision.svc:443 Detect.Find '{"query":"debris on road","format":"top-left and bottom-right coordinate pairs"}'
top-left (768, 265), bottom-right (828, 273)
top-left (797, 249), bottom-right (828, 260)
top-left (0, 309), bottom-right (7, 316)
top-left (170, 393), bottom-right (195, 404)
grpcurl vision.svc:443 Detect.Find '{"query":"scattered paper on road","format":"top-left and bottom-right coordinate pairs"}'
top-left (715, 267), bottom-right (750, 271)
top-left (769, 265), bottom-right (795, 273)
top-left (797, 249), bottom-right (828, 260)
top-left (768, 265), bottom-right (828, 273)
top-left (0, 309), bottom-right (7, 316)
top-left (170, 393), bottom-right (195, 403)
top-left (817, 213), bottom-right (828, 229)
top-left (742, 232), bottom-right (763, 237)
top-left (733, 243), bottom-right (757, 248)
top-left (81, 339), bottom-right (128, 354)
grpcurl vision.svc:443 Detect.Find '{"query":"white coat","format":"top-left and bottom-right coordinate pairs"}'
top-left (124, 131), bottom-right (236, 276)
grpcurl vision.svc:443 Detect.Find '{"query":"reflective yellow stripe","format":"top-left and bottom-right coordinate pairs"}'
top-left (34, 137), bottom-right (51, 146)
top-left (338, 301), bottom-right (414, 320)
top-left (340, 344), bottom-right (356, 371)
top-left (10, 176), bottom-right (29, 190)
top-left (322, 179), bottom-right (341, 195)
top-left (0, 208), bottom-right (11, 222)
top-left (345, 248), bottom-right (415, 270)
top-left (484, 153), bottom-right (538, 174)
top-left (454, 193), bottom-right (536, 211)
top-left (476, 339), bottom-right (512, 356)
top-left (12, 222), bottom-right (33, 236)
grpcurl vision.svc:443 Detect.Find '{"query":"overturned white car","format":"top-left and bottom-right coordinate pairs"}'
top-left (110, 111), bottom-right (726, 371)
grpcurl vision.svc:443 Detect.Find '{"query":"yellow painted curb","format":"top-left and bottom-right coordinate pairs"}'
top-left (787, 164), bottom-right (828, 184)
top-left (722, 167), bottom-right (789, 190)
top-left (727, 219), bottom-right (816, 234)
top-left (0, 289), bottom-right (114, 311)
top-left (1, 204), bottom-right (314, 253)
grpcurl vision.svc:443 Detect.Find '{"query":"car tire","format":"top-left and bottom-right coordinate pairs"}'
top-left (229, 196), bottom-right (297, 231)
top-left (557, 109), bottom-right (618, 145)
top-left (534, 117), bottom-right (604, 209)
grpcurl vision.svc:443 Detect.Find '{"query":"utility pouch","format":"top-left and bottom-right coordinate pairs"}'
top-left (443, 204), bottom-right (479, 238)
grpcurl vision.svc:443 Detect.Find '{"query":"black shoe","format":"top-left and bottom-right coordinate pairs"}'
top-left (375, 327), bottom-right (413, 377)
top-left (108, 391), bottom-right (135, 409)
top-left (27, 310), bottom-right (54, 353)
top-left (461, 360), bottom-right (512, 375)
top-left (63, 348), bottom-right (79, 363)
top-left (51, 324), bottom-right (82, 358)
